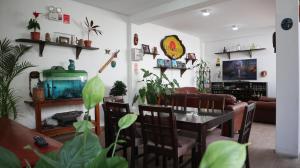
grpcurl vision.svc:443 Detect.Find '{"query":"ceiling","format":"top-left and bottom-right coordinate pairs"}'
top-left (74, 0), bottom-right (275, 42)
top-left (74, 0), bottom-right (175, 15)
top-left (152, 0), bottom-right (276, 41)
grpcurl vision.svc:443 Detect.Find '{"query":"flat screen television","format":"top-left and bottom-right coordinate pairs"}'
top-left (222, 59), bottom-right (257, 80)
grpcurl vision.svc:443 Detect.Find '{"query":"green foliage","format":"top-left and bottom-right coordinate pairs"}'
top-left (132, 69), bottom-right (179, 105)
top-left (27, 18), bottom-right (40, 32)
top-left (194, 59), bottom-right (210, 93)
top-left (82, 75), bottom-right (105, 112)
top-left (85, 17), bottom-right (102, 40)
top-left (200, 140), bottom-right (248, 168)
top-left (109, 81), bottom-right (127, 96)
top-left (0, 146), bottom-right (21, 168)
top-left (118, 114), bottom-right (138, 130)
top-left (0, 38), bottom-right (35, 119)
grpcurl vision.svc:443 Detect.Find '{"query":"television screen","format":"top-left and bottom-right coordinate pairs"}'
top-left (222, 59), bottom-right (257, 80)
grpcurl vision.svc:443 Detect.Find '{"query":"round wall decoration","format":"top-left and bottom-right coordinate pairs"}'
top-left (160, 35), bottom-right (186, 60)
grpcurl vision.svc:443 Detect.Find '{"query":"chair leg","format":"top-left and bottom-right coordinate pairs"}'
top-left (123, 148), bottom-right (127, 159)
top-left (245, 147), bottom-right (250, 168)
top-left (173, 157), bottom-right (179, 168)
top-left (163, 156), bottom-right (167, 168)
top-left (143, 148), bottom-right (148, 168)
top-left (179, 156), bottom-right (183, 164)
top-left (192, 148), bottom-right (196, 168)
top-left (130, 146), bottom-right (136, 168)
top-left (155, 153), bottom-right (159, 166)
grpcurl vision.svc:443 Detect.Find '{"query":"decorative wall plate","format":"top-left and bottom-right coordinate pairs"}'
top-left (160, 35), bottom-right (186, 60)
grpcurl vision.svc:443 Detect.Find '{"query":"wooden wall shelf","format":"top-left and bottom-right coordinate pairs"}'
top-left (154, 66), bottom-right (190, 77)
top-left (185, 58), bottom-right (197, 65)
top-left (24, 98), bottom-right (101, 137)
top-left (16, 38), bottom-right (99, 60)
top-left (144, 52), bottom-right (160, 59)
top-left (214, 48), bottom-right (266, 59)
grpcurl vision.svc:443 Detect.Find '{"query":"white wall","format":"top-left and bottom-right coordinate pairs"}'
top-left (129, 23), bottom-right (201, 105)
top-left (0, 0), bottom-right (128, 128)
top-left (276, 0), bottom-right (300, 157)
top-left (204, 32), bottom-right (276, 97)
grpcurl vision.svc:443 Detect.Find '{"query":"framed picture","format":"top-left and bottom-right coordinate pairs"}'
top-left (187, 53), bottom-right (196, 60)
top-left (131, 48), bottom-right (143, 61)
top-left (177, 61), bottom-right (182, 68)
top-left (157, 59), bottom-right (165, 67)
top-left (58, 36), bottom-right (69, 44)
top-left (164, 59), bottom-right (171, 68)
top-left (171, 59), bottom-right (177, 68)
top-left (142, 44), bottom-right (150, 54)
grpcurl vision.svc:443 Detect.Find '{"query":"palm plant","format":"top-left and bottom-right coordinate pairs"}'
top-left (194, 59), bottom-right (210, 93)
top-left (0, 38), bottom-right (35, 119)
top-left (85, 17), bottom-right (102, 41)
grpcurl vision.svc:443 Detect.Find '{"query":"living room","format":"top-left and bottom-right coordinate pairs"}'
top-left (0, 0), bottom-right (299, 168)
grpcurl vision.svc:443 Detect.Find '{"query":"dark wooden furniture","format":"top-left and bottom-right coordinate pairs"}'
top-left (103, 102), bottom-right (141, 168)
top-left (138, 105), bottom-right (196, 168)
top-left (214, 48), bottom-right (266, 59)
top-left (154, 67), bottom-right (190, 77)
top-left (0, 118), bottom-right (62, 167)
top-left (185, 58), bottom-right (197, 65)
top-left (249, 96), bottom-right (276, 124)
top-left (199, 94), bottom-right (225, 115)
top-left (206, 103), bottom-right (256, 168)
top-left (211, 82), bottom-right (268, 101)
top-left (24, 98), bottom-right (100, 137)
top-left (15, 38), bottom-right (99, 59)
top-left (144, 52), bottom-right (160, 59)
top-left (171, 93), bottom-right (188, 113)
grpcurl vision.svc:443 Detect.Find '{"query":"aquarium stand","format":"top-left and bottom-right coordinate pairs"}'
top-left (24, 98), bottom-right (101, 137)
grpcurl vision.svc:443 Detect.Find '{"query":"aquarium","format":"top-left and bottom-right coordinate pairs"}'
top-left (43, 69), bottom-right (87, 99)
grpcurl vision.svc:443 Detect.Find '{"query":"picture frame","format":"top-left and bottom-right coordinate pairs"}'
top-left (157, 59), bottom-right (165, 67)
top-left (58, 36), bottom-right (70, 44)
top-left (131, 48), bottom-right (143, 61)
top-left (171, 59), bottom-right (177, 68)
top-left (142, 44), bottom-right (150, 54)
top-left (187, 53), bottom-right (196, 60)
top-left (164, 59), bottom-right (171, 68)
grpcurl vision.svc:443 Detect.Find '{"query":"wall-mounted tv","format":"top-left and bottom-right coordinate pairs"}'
top-left (223, 59), bottom-right (257, 80)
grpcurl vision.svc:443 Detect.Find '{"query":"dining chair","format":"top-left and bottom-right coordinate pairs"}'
top-left (171, 93), bottom-right (188, 113)
top-left (139, 105), bottom-right (196, 168)
top-left (198, 94), bottom-right (225, 115)
top-left (102, 102), bottom-right (142, 168)
top-left (206, 102), bottom-right (256, 168)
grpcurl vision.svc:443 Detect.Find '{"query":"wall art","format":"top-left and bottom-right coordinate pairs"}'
top-left (160, 35), bottom-right (186, 60)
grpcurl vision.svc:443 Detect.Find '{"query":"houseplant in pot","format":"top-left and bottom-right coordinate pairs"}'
top-left (194, 59), bottom-right (210, 93)
top-left (109, 80), bottom-right (127, 102)
top-left (27, 11), bottom-right (41, 41)
top-left (84, 17), bottom-right (102, 47)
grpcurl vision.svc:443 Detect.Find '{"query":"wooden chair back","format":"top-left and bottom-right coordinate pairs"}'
top-left (171, 93), bottom-right (187, 113)
top-left (238, 103), bottom-right (256, 144)
top-left (199, 95), bottom-right (225, 114)
top-left (139, 105), bottom-right (178, 153)
top-left (102, 102), bottom-right (135, 147)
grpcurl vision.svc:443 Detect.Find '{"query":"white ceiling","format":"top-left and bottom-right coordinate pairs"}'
top-left (74, 0), bottom-right (275, 42)
top-left (74, 0), bottom-right (175, 15)
top-left (152, 0), bottom-right (276, 41)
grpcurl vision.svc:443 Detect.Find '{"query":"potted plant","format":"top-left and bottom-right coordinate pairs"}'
top-left (109, 80), bottom-right (127, 101)
top-left (27, 11), bottom-right (41, 41)
top-left (0, 38), bottom-right (35, 119)
top-left (132, 69), bottom-right (179, 105)
top-left (84, 17), bottom-right (102, 47)
top-left (194, 59), bottom-right (210, 93)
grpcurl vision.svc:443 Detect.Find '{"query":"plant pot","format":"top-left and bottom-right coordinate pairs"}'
top-left (31, 32), bottom-right (40, 41)
top-left (84, 40), bottom-right (92, 48)
top-left (32, 87), bottom-right (45, 102)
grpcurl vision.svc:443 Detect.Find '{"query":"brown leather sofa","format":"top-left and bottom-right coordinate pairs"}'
top-left (249, 96), bottom-right (276, 124)
top-left (174, 87), bottom-right (248, 133)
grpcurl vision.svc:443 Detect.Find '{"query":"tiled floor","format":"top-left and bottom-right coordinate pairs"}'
top-left (54, 123), bottom-right (300, 168)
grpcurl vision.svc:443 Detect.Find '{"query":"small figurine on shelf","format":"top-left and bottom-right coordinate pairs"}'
top-left (68, 59), bottom-right (75, 71)
top-left (45, 33), bottom-right (51, 42)
top-left (153, 47), bottom-right (158, 54)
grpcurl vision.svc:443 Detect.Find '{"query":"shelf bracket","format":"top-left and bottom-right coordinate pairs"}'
top-left (39, 41), bottom-right (45, 57)
top-left (192, 59), bottom-right (197, 65)
top-left (227, 53), bottom-right (231, 59)
top-left (248, 50), bottom-right (253, 58)
top-left (180, 69), bottom-right (187, 77)
top-left (76, 47), bottom-right (82, 60)
top-left (160, 67), bottom-right (167, 74)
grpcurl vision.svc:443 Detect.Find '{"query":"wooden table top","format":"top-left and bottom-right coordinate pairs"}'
top-left (0, 118), bottom-right (62, 167)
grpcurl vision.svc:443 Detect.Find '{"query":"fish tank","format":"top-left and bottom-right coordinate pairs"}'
top-left (42, 69), bottom-right (87, 99)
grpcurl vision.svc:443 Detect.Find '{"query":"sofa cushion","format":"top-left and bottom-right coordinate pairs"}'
top-left (259, 96), bottom-right (276, 102)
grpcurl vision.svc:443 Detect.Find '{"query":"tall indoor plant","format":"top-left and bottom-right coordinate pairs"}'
top-left (132, 69), bottom-right (179, 105)
top-left (0, 38), bottom-right (34, 119)
top-left (194, 59), bottom-right (210, 93)
top-left (27, 11), bottom-right (41, 41)
top-left (84, 17), bottom-right (102, 47)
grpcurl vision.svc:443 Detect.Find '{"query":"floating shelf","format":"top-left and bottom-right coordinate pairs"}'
top-left (144, 52), bottom-right (160, 59)
top-left (214, 48), bottom-right (266, 59)
top-left (154, 66), bottom-right (190, 77)
top-left (16, 38), bottom-right (99, 60)
top-left (185, 58), bottom-right (197, 65)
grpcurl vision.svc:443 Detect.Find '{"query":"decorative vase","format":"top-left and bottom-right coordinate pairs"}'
top-left (84, 40), bottom-right (92, 47)
top-left (31, 32), bottom-right (40, 41)
top-left (68, 59), bottom-right (75, 71)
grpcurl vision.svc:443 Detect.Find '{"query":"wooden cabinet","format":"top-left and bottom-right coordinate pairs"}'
top-left (24, 98), bottom-right (101, 137)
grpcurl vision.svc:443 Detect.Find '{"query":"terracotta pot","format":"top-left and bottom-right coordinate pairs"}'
top-left (84, 40), bottom-right (92, 48)
top-left (31, 32), bottom-right (40, 41)
top-left (33, 87), bottom-right (45, 102)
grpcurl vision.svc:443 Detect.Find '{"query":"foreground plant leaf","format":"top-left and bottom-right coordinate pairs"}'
top-left (35, 152), bottom-right (58, 168)
top-left (82, 75), bottom-right (105, 110)
top-left (0, 146), bottom-right (21, 168)
top-left (200, 140), bottom-right (247, 168)
top-left (73, 120), bottom-right (93, 133)
top-left (118, 114), bottom-right (137, 130)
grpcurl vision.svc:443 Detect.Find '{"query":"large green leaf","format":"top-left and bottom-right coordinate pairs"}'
top-left (200, 140), bottom-right (247, 168)
top-left (73, 120), bottom-right (93, 133)
top-left (118, 114), bottom-right (137, 130)
top-left (106, 156), bottom-right (128, 168)
top-left (0, 146), bottom-right (21, 168)
top-left (82, 75), bottom-right (105, 110)
top-left (58, 131), bottom-right (102, 168)
top-left (35, 152), bottom-right (58, 168)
